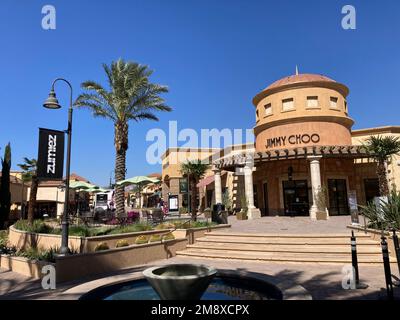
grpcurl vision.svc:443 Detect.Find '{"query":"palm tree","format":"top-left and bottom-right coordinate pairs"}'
top-left (17, 158), bottom-right (38, 224)
top-left (75, 59), bottom-right (171, 217)
top-left (180, 160), bottom-right (210, 221)
top-left (363, 135), bottom-right (400, 196)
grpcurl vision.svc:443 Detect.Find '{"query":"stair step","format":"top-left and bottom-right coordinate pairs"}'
top-left (187, 243), bottom-right (383, 254)
top-left (176, 249), bottom-right (384, 263)
top-left (197, 237), bottom-right (378, 246)
top-left (206, 232), bottom-right (371, 239)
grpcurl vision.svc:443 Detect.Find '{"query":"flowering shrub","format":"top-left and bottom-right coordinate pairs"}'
top-left (127, 211), bottom-right (140, 223)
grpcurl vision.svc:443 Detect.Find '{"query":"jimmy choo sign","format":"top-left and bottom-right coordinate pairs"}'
top-left (266, 133), bottom-right (320, 149)
top-left (37, 128), bottom-right (65, 180)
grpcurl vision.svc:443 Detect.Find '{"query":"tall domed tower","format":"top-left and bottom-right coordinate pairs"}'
top-left (253, 73), bottom-right (354, 152)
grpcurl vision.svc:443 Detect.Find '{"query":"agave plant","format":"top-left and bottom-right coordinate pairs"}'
top-left (359, 189), bottom-right (400, 230)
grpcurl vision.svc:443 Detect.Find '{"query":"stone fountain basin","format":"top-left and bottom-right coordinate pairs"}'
top-left (143, 264), bottom-right (217, 300)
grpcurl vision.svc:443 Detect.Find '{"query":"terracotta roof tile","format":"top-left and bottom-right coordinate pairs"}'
top-left (266, 73), bottom-right (336, 90)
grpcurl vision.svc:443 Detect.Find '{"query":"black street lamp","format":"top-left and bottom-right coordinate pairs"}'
top-left (43, 78), bottom-right (73, 255)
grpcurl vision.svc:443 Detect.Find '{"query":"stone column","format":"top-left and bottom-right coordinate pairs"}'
top-left (308, 156), bottom-right (328, 220)
top-left (244, 162), bottom-right (261, 219)
top-left (213, 167), bottom-right (223, 204)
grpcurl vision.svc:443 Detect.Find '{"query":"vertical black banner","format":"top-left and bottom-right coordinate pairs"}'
top-left (37, 128), bottom-right (65, 180)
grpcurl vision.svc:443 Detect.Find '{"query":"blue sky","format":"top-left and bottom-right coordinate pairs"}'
top-left (0, 0), bottom-right (399, 187)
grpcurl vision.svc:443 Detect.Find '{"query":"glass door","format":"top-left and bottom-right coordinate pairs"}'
top-left (282, 180), bottom-right (309, 216)
top-left (328, 179), bottom-right (349, 215)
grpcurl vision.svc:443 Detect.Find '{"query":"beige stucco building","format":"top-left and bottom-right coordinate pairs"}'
top-left (6, 172), bottom-right (91, 220)
top-left (161, 72), bottom-right (400, 220)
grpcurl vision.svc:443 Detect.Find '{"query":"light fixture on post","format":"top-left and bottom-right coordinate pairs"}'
top-left (43, 78), bottom-right (73, 255)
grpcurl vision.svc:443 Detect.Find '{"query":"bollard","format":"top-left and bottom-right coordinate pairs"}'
top-left (350, 231), bottom-right (368, 289)
top-left (381, 234), bottom-right (394, 300)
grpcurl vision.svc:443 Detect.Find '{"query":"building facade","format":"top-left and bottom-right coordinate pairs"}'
top-left (161, 73), bottom-right (400, 220)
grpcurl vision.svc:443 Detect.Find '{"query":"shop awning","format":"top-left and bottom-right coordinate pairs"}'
top-left (197, 175), bottom-right (215, 188)
top-left (197, 171), bottom-right (226, 188)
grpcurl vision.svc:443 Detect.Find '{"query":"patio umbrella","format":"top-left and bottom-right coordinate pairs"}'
top-left (116, 176), bottom-right (160, 208)
top-left (69, 181), bottom-right (96, 190)
top-left (86, 187), bottom-right (108, 193)
top-left (69, 181), bottom-right (98, 215)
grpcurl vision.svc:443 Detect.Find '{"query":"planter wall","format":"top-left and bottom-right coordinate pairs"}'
top-left (8, 225), bottom-right (83, 252)
top-left (8, 225), bottom-right (174, 253)
top-left (0, 254), bottom-right (53, 279)
top-left (55, 238), bottom-right (188, 283)
top-left (82, 229), bottom-right (172, 252)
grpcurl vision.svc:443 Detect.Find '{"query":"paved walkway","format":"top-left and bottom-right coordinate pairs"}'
top-left (1, 258), bottom-right (398, 300)
top-left (225, 215), bottom-right (357, 234)
top-left (1, 216), bottom-right (398, 300)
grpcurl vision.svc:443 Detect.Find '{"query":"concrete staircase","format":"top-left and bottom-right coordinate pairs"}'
top-left (176, 231), bottom-right (392, 264)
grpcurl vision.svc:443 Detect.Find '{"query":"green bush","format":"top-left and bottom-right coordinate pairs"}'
top-left (109, 223), bottom-right (152, 235)
top-left (115, 239), bottom-right (129, 248)
top-left (168, 220), bottom-right (215, 229)
top-left (135, 235), bottom-right (150, 244)
top-left (0, 231), bottom-right (13, 254)
top-left (149, 234), bottom-right (162, 242)
top-left (15, 246), bottom-right (58, 262)
top-left (94, 242), bottom-right (110, 251)
top-left (154, 222), bottom-right (175, 230)
top-left (67, 225), bottom-right (91, 237)
top-left (13, 220), bottom-right (54, 234)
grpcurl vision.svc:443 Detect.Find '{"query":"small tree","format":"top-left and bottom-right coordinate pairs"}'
top-left (180, 160), bottom-right (210, 221)
top-left (18, 158), bottom-right (38, 225)
top-left (315, 185), bottom-right (328, 212)
top-left (0, 143), bottom-right (11, 229)
top-left (363, 135), bottom-right (400, 196)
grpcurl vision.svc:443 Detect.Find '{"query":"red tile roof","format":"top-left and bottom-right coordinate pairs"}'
top-left (253, 73), bottom-right (349, 106)
top-left (69, 173), bottom-right (90, 182)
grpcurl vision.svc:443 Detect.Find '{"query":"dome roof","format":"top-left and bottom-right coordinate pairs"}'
top-left (253, 73), bottom-right (349, 106)
top-left (266, 73), bottom-right (336, 90)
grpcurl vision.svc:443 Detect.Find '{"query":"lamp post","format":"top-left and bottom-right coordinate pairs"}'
top-left (43, 78), bottom-right (73, 255)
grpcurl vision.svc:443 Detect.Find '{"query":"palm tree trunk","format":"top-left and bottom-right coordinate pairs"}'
top-left (115, 150), bottom-right (126, 217)
top-left (190, 178), bottom-right (197, 221)
top-left (114, 121), bottom-right (128, 218)
top-left (377, 160), bottom-right (389, 196)
top-left (28, 177), bottom-right (38, 224)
